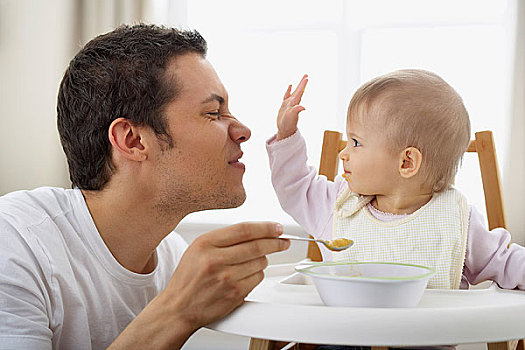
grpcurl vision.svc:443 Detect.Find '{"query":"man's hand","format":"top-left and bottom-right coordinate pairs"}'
top-left (276, 74), bottom-right (308, 141)
top-left (109, 222), bottom-right (290, 350)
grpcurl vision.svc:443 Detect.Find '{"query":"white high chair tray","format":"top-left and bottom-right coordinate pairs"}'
top-left (206, 262), bottom-right (525, 346)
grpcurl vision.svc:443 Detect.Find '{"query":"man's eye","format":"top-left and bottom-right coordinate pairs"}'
top-left (207, 112), bottom-right (221, 119)
top-left (352, 138), bottom-right (361, 147)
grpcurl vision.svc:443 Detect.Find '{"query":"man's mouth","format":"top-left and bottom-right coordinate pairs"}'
top-left (228, 152), bottom-right (245, 170)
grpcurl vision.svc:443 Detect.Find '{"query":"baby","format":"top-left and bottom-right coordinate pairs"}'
top-left (267, 70), bottom-right (525, 290)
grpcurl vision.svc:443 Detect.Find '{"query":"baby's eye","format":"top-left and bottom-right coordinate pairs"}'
top-left (352, 138), bottom-right (361, 147)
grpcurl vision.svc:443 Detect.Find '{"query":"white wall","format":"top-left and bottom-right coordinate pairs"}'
top-left (1, 0), bottom-right (522, 244)
top-left (0, 0), bottom-right (74, 194)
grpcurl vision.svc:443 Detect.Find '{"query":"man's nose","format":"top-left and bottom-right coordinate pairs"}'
top-left (230, 119), bottom-right (251, 143)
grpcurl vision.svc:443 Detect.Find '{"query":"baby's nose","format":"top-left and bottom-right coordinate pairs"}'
top-left (339, 148), bottom-right (349, 161)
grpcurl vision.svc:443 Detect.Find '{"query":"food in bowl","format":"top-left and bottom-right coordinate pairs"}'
top-left (296, 262), bottom-right (434, 308)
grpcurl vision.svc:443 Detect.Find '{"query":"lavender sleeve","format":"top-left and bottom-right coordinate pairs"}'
top-left (464, 205), bottom-right (525, 290)
top-left (266, 131), bottom-right (347, 243)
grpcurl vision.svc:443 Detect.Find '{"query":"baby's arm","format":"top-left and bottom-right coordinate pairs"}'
top-left (463, 205), bottom-right (525, 290)
top-left (267, 76), bottom-right (346, 240)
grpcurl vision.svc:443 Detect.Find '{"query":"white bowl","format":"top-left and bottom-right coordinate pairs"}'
top-left (296, 262), bottom-right (435, 308)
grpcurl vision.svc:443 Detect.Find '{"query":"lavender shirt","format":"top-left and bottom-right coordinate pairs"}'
top-left (267, 131), bottom-right (525, 290)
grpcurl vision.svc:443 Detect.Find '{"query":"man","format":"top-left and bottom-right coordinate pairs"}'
top-left (0, 24), bottom-right (290, 349)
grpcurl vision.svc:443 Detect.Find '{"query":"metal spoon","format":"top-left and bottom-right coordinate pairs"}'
top-left (279, 234), bottom-right (354, 252)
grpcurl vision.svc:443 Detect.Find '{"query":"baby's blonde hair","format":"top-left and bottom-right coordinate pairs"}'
top-left (348, 69), bottom-right (471, 192)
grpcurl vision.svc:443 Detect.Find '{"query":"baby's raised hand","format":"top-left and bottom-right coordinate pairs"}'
top-left (276, 74), bottom-right (308, 141)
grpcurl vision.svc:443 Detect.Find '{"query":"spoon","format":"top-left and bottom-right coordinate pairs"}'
top-left (279, 234), bottom-right (353, 252)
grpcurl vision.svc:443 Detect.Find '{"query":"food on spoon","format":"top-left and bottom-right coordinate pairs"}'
top-left (322, 238), bottom-right (353, 251)
top-left (330, 238), bottom-right (353, 248)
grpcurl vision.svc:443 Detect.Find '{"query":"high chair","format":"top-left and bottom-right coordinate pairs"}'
top-left (249, 130), bottom-right (523, 350)
top-left (313, 130), bottom-right (521, 350)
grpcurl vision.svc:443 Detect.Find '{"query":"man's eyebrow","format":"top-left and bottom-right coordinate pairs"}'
top-left (201, 93), bottom-right (225, 105)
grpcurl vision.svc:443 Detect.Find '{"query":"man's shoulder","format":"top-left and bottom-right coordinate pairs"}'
top-left (0, 186), bottom-right (77, 230)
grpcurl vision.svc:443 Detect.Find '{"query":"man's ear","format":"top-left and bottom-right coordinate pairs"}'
top-left (108, 118), bottom-right (147, 162)
top-left (398, 147), bottom-right (422, 179)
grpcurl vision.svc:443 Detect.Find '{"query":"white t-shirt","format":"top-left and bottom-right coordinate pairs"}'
top-left (0, 187), bottom-right (188, 349)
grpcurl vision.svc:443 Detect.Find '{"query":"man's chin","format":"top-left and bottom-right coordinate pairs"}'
top-left (222, 189), bottom-right (246, 209)
top-left (235, 192), bottom-right (247, 207)
top-left (202, 188), bottom-right (246, 211)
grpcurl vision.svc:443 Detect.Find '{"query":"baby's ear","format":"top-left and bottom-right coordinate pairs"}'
top-left (398, 147), bottom-right (422, 179)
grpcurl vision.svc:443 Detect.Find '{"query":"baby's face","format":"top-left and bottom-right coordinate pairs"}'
top-left (339, 117), bottom-right (400, 196)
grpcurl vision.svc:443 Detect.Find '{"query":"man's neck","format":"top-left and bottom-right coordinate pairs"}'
top-left (81, 186), bottom-right (183, 274)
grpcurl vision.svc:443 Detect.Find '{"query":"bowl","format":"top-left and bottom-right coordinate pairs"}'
top-left (296, 262), bottom-right (435, 308)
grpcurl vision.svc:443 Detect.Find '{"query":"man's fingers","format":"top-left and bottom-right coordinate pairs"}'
top-left (234, 270), bottom-right (266, 301)
top-left (218, 237), bottom-right (289, 265)
top-left (205, 222), bottom-right (283, 247)
top-left (216, 256), bottom-right (269, 284)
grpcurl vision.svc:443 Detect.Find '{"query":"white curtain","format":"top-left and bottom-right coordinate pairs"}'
top-left (503, 0), bottom-right (525, 243)
top-left (0, 0), bottom-right (74, 194)
top-left (78, 0), bottom-right (148, 45)
top-left (0, 0), bottom-right (149, 195)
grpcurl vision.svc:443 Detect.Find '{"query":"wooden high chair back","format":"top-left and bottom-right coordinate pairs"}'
top-left (304, 129), bottom-right (523, 350)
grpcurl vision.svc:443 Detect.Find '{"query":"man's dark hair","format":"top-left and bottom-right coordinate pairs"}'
top-left (57, 24), bottom-right (207, 190)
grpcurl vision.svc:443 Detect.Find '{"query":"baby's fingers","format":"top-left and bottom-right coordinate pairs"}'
top-left (283, 85), bottom-right (292, 100)
top-left (291, 74), bottom-right (308, 100)
top-left (289, 104), bottom-right (306, 116)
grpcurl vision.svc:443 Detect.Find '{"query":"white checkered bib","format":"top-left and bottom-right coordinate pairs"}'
top-left (332, 188), bottom-right (469, 289)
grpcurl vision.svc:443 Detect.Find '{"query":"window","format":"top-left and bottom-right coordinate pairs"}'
top-left (151, 0), bottom-right (516, 226)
